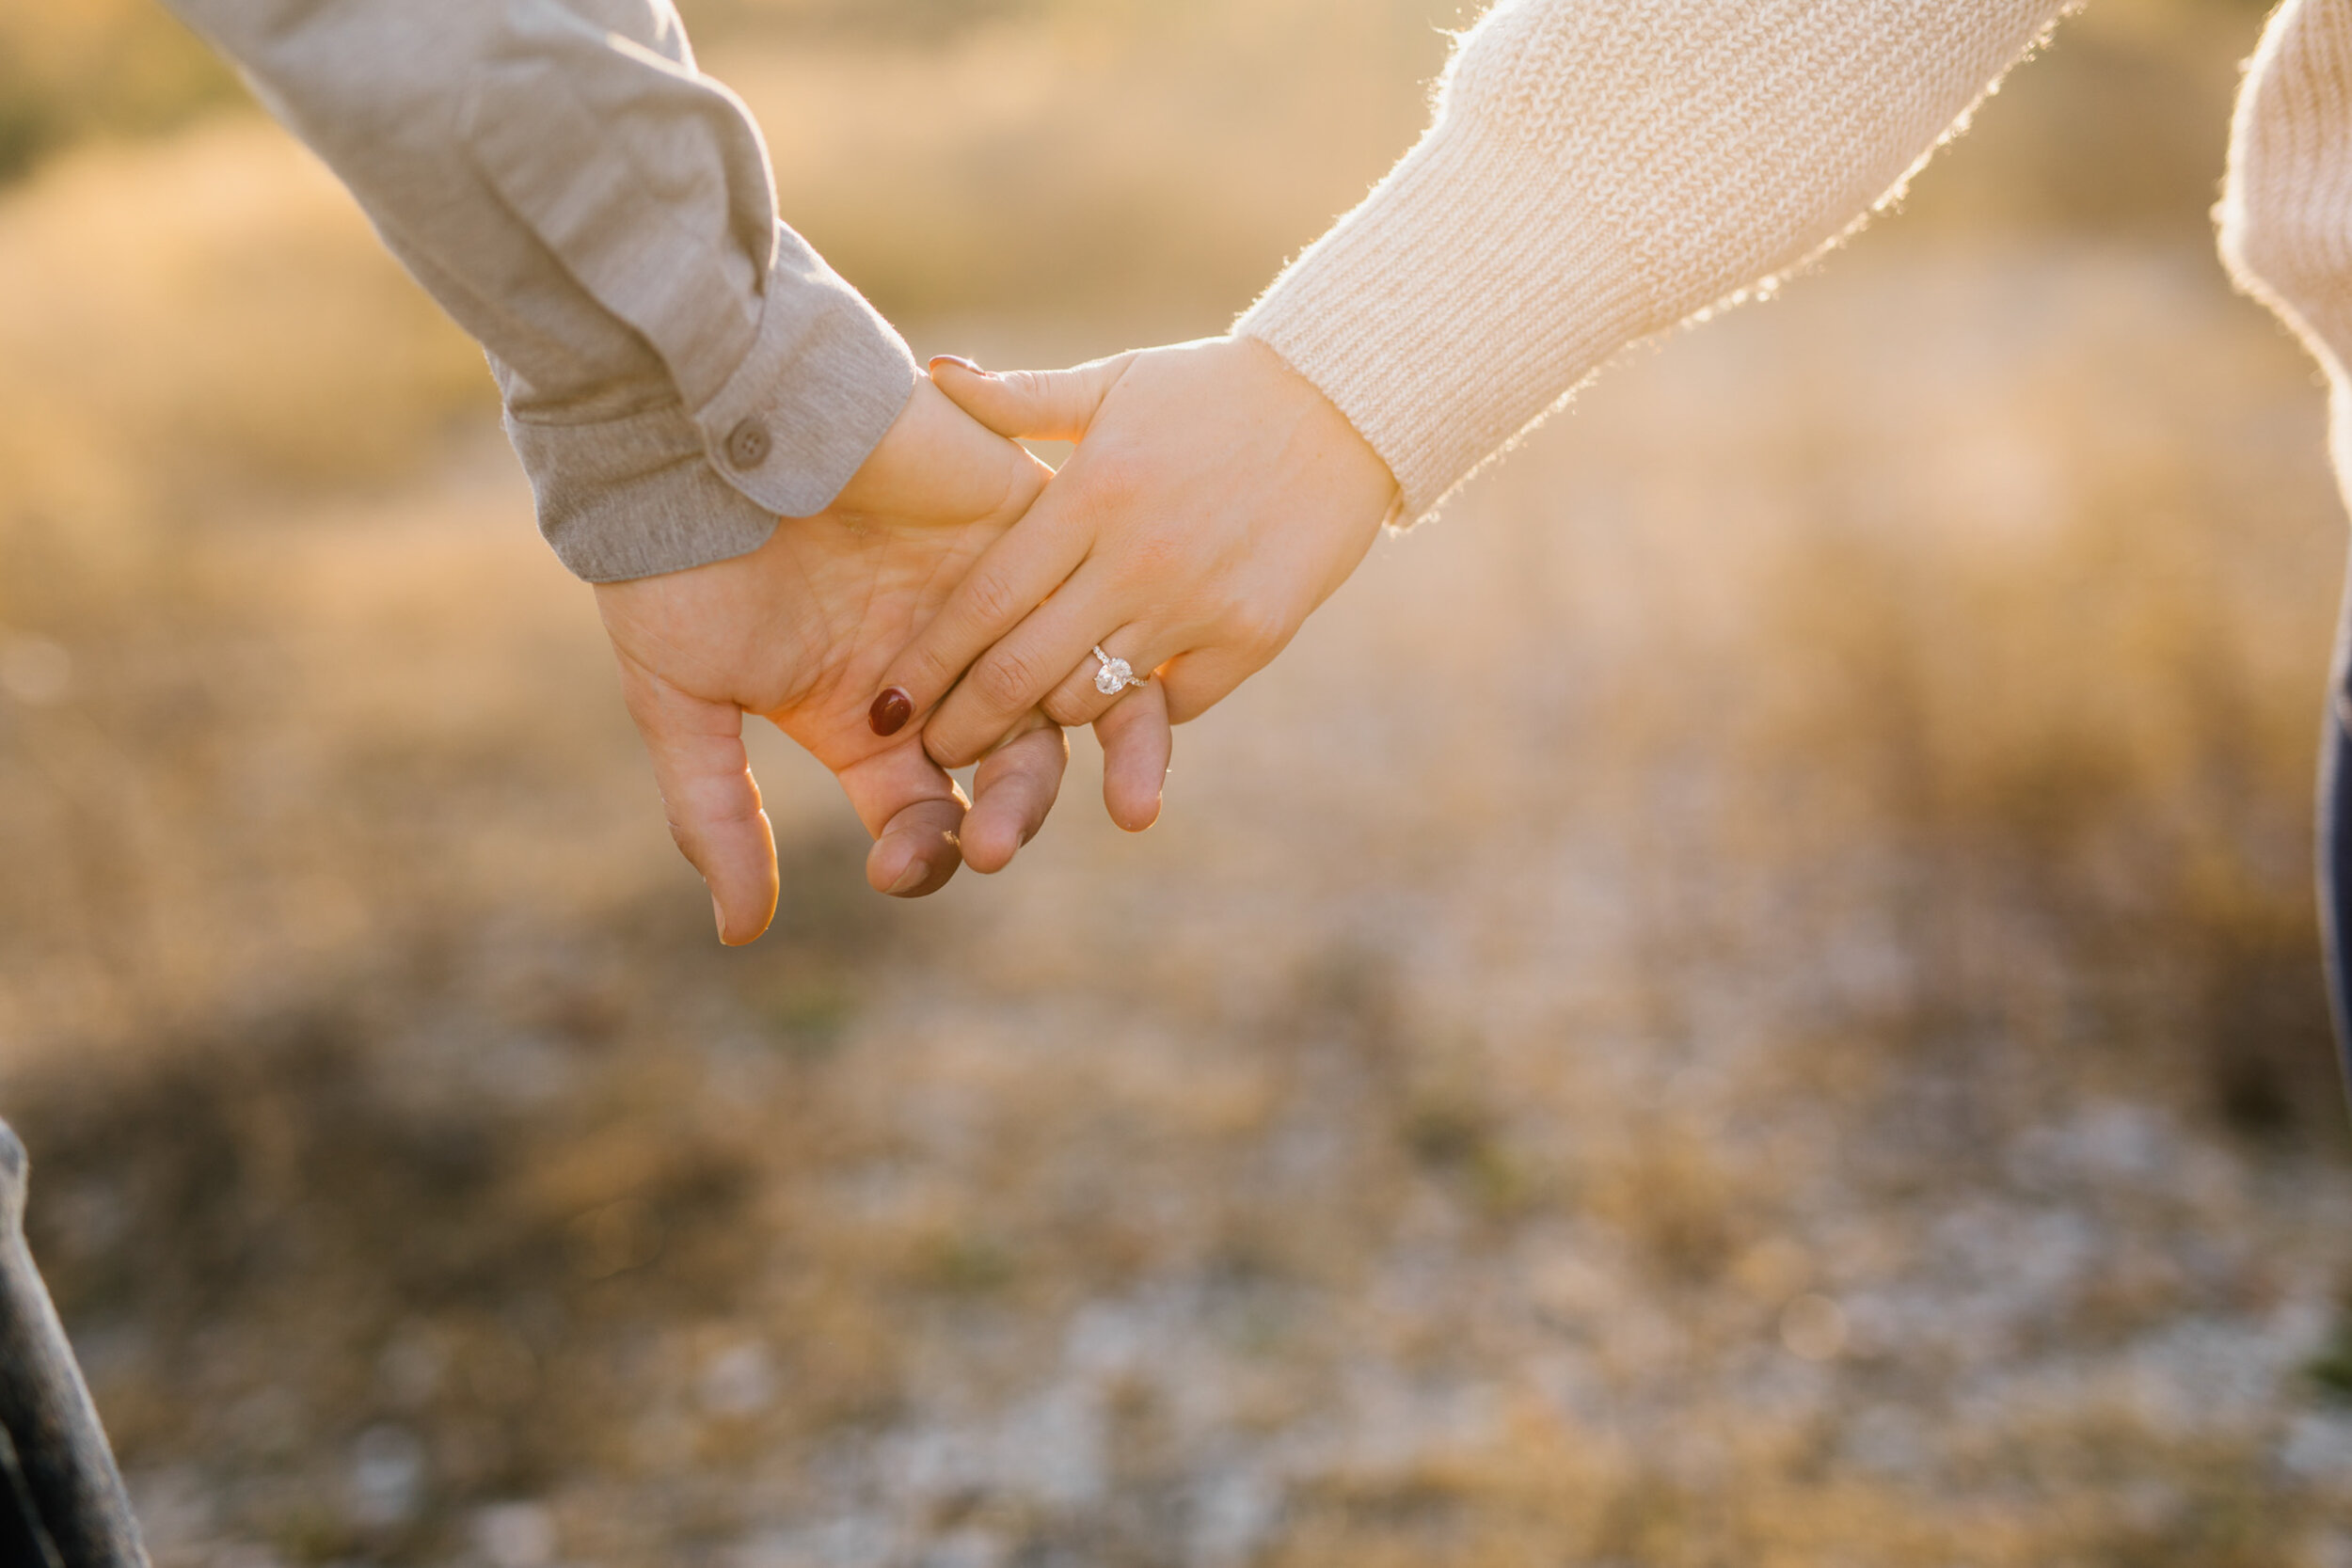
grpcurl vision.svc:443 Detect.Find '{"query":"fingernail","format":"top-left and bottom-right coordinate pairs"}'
top-left (888, 861), bottom-right (930, 896)
top-left (930, 355), bottom-right (994, 379)
top-left (711, 893), bottom-right (729, 942)
top-left (868, 687), bottom-right (914, 736)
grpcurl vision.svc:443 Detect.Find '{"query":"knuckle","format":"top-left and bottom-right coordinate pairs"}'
top-left (1227, 602), bottom-right (1295, 660)
top-left (959, 566), bottom-right (1025, 632)
top-left (660, 772), bottom-right (761, 846)
top-left (904, 639), bottom-right (970, 700)
top-left (970, 646), bottom-right (1047, 712)
top-left (1039, 686), bottom-right (1098, 728)
top-left (1014, 370), bottom-right (1081, 432)
top-left (661, 805), bottom-right (714, 868)
top-left (999, 368), bottom-right (1046, 402)
top-left (922, 726), bottom-right (977, 769)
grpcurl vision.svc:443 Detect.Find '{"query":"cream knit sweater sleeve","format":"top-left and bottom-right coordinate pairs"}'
top-left (2221, 0), bottom-right (2352, 500)
top-left (1237, 0), bottom-right (2072, 520)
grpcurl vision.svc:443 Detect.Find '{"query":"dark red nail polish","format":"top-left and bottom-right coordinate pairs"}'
top-left (868, 688), bottom-right (914, 736)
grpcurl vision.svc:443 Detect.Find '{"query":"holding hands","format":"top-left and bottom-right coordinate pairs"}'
top-left (609, 337), bottom-right (1399, 939)
top-left (595, 377), bottom-right (1170, 940)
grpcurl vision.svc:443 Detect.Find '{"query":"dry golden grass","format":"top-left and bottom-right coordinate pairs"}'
top-left (0, 0), bottom-right (235, 178)
top-left (712, 0), bottom-right (1467, 322)
top-left (2, 2), bottom-right (2351, 1564)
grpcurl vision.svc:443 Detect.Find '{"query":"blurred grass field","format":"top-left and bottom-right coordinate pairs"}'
top-left (7, 0), bottom-right (2352, 1564)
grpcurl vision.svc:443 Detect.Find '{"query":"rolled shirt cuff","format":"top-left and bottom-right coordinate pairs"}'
top-left (505, 225), bottom-right (919, 581)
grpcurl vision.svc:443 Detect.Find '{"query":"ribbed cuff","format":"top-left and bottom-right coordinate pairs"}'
top-left (1235, 116), bottom-right (1659, 524)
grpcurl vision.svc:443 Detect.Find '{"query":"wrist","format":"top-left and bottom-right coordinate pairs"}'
top-left (1226, 335), bottom-right (1401, 528)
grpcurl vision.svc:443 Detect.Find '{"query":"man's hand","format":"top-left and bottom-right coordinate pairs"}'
top-left (595, 377), bottom-right (1162, 944)
top-left (868, 338), bottom-right (1399, 778)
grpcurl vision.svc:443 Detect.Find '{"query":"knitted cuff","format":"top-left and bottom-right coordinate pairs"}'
top-left (1236, 114), bottom-right (1657, 524)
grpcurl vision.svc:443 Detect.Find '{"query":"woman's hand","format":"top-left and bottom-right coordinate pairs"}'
top-left (596, 377), bottom-right (1153, 942)
top-left (866, 338), bottom-right (1399, 814)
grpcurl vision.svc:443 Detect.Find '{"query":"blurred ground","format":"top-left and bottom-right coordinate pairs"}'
top-left (6, 1), bottom-right (2352, 1564)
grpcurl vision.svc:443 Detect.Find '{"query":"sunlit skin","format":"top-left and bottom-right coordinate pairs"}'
top-left (871, 337), bottom-right (1400, 775)
top-left (594, 376), bottom-right (1174, 943)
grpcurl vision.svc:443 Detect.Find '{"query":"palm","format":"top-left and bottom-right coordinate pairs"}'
top-left (763, 509), bottom-right (1018, 765)
top-left (594, 381), bottom-right (1063, 939)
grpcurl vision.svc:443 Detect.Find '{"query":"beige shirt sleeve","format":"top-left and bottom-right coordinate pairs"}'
top-left (166, 0), bottom-right (917, 581)
top-left (1237, 0), bottom-right (2074, 522)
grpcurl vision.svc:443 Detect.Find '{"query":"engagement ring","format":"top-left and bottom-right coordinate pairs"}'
top-left (1092, 645), bottom-right (1147, 697)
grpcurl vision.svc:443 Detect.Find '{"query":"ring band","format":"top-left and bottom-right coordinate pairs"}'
top-left (1092, 645), bottom-right (1147, 697)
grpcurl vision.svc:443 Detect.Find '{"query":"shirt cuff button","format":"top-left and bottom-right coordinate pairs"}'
top-left (725, 419), bottom-right (772, 469)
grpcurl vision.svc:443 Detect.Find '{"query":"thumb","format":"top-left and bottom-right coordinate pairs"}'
top-left (613, 648), bottom-right (778, 944)
top-left (930, 353), bottom-right (1133, 444)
